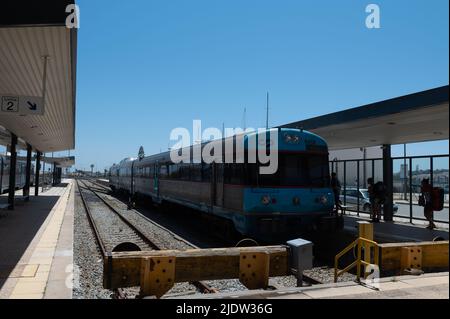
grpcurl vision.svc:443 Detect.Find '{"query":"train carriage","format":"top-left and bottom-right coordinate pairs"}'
top-left (0, 155), bottom-right (31, 194)
top-left (109, 128), bottom-right (340, 240)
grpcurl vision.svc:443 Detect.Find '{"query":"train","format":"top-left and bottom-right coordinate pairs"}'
top-left (109, 128), bottom-right (342, 241)
top-left (0, 155), bottom-right (33, 194)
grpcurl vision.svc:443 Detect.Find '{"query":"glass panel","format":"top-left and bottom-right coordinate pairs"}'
top-left (373, 159), bottom-right (383, 183)
top-left (343, 161), bottom-right (357, 212)
top-left (433, 157), bottom-right (449, 223)
top-left (393, 158), bottom-right (410, 201)
top-left (359, 160), bottom-right (369, 189)
top-left (411, 157), bottom-right (430, 221)
top-left (392, 158), bottom-right (412, 222)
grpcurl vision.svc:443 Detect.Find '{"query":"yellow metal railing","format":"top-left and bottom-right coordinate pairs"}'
top-left (334, 237), bottom-right (379, 283)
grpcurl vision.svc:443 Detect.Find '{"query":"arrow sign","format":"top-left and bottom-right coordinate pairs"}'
top-left (0, 94), bottom-right (44, 115)
top-left (27, 101), bottom-right (38, 111)
top-left (20, 96), bottom-right (44, 115)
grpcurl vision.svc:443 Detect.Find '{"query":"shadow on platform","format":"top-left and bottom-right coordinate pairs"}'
top-left (0, 195), bottom-right (59, 290)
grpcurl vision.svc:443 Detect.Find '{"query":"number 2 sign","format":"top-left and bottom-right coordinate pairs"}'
top-left (0, 94), bottom-right (44, 115)
top-left (1, 96), bottom-right (19, 113)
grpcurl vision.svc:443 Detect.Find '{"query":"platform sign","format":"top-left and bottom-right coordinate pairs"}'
top-left (1, 96), bottom-right (19, 113)
top-left (0, 94), bottom-right (44, 115)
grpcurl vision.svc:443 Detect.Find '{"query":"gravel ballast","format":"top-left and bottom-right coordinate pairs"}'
top-left (74, 179), bottom-right (357, 298)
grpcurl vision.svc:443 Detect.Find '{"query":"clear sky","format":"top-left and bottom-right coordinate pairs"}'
top-left (56, 0), bottom-right (449, 171)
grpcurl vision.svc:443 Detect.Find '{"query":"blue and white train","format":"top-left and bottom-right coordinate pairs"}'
top-left (109, 128), bottom-right (341, 241)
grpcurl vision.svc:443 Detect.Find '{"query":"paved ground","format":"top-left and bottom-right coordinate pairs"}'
top-left (178, 272), bottom-right (449, 299)
top-left (343, 215), bottom-right (449, 243)
top-left (0, 181), bottom-right (73, 299)
top-left (395, 202), bottom-right (449, 223)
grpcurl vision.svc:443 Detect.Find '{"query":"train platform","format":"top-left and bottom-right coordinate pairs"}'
top-left (0, 180), bottom-right (74, 299)
top-left (342, 214), bottom-right (449, 243)
top-left (176, 272), bottom-right (449, 299)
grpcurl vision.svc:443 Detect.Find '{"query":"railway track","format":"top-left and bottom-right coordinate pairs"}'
top-left (80, 178), bottom-right (324, 288)
top-left (76, 178), bottom-right (217, 298)
top-left (83, 178), bottom-right (325, 288)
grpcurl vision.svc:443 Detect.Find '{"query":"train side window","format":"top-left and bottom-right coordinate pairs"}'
top-left (149, 166), bottom-right (154, 177)
top-left (230, 164), bottom-right (245, 184)
top-left (179, 164), bottom-right (190, 181)
top-left (191, 163), bottom-right (202, 182)
top-left (169, 164), bottom-right (179, 179)
top-left (160, 165), bottom-right (168, 179)
top-left (245, 163), bottom-right (258, 186)
top-left (201, 163), bottom-right (211, 182)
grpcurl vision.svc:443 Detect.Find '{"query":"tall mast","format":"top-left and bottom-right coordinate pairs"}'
top-left (266, 92), bottom-right (269, 129)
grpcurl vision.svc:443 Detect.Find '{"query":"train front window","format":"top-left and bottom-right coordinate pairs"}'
top-left (247, 153), bottom-right (330, 187)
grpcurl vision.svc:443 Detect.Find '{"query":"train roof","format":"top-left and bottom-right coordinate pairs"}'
top-left (112, 128), bottom-right (328, 169)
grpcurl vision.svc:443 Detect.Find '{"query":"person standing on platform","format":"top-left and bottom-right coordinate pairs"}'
top-left (331, 173), bottom-right (342, 215)
top-left (420, 178), bottom-right (436, 230)
top-left (368, 178), bottom-right (381, 222)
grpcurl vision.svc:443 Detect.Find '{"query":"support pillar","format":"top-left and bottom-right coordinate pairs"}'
top-left (52, 162), bottom-right (57, 186)
top-left (8, 134), bottom-right (18, 210)
top-left (383, 144), bottom-right (394, 222)
top-left (23, 143), bottom-right (32, 201)
top-left (35, 151), bottom-right (42, 196)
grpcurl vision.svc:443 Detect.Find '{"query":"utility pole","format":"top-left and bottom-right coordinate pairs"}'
top-left (266, 92), bottom-right (269, 129)
top-left (243, 107), bottom-right (247, 131)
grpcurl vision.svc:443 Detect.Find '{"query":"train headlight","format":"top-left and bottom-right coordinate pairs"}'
top-left (261, 196), bottom-right (271, 205)
top-left (320, 196), bottom-right (328, 205)
top-left (284, 134), bottom-right (300, 144)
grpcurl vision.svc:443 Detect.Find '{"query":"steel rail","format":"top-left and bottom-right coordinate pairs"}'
top-left (78, 179), bottom-right (160, 250)
top-left (77, 178), bottom-right (217, 296)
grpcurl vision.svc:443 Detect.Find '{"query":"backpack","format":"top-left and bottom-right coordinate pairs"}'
top-left (432, 187), bottom-right (445, 211)
top-left (374, 182), bottom-right (387, 203)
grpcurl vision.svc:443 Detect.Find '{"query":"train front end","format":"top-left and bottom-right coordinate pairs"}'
top-left (235, 128), bottom-right (341, 241)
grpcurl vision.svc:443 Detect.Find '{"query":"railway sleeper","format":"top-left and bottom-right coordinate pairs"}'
top-left (103, 242), bottom-right (314, 299)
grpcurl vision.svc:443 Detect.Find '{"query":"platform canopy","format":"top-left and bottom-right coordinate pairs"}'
top-left (40, 155), bottom-right (75, 168)
top-left (14, 155), bottom-right (75, 168)
top-left (0, 0), bottom-right (77, 153)
top-left (281, 86), bottom-right (449, 150)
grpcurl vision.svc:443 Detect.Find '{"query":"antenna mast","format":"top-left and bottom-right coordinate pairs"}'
top-left (266, 92), bottom-right (269, 129)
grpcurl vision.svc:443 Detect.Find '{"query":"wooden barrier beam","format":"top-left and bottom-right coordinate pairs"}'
top-left (104, 246), bottom-right (289, 289)
top-left (379, 241), bottom-right (449, 271)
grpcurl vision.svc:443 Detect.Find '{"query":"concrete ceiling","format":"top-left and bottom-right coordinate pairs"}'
top-left (0, 25), bottom-right (77, 153)
top-left (0, 1), bottom-right (77, 153)
top-left (282, 86), bottom-right (449, 150)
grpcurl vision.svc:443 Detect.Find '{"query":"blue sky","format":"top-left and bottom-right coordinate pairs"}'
top-left (50, 0), bottom-right (450, 170)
